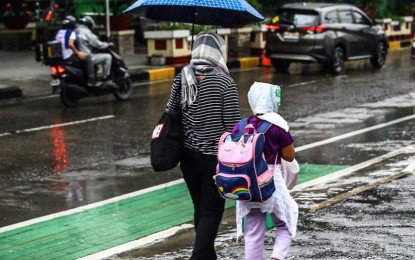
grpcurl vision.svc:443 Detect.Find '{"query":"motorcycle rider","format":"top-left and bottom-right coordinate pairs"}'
top-left (54, 16), bottom-right (101, 87)
top-left (76, 16), bottom-right (114, 83)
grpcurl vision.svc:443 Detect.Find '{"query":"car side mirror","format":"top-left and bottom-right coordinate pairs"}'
top-left (372, 19), bottom-right (378, 26)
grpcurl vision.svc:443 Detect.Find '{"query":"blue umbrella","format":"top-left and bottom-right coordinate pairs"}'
top-left (123, 0), bottom-right (264, 27)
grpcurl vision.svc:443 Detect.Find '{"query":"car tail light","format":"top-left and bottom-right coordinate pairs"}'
top-left (51, 66), bottom-right (65, 75)
top-left (266, 24), bottom-right (281, 31)
top-left (302, 25), bottom-right (326, 33)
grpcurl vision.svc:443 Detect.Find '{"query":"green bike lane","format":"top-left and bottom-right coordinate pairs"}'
top-left (0, 163), bottom-right (346, 260)
top-left (1, 113), bottom-right (414, 259)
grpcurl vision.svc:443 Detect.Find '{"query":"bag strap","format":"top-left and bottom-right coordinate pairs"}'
top-left (167, 77), bottom-right (183, 113)
top-left (174, 81), bottom-right (182, 112)
top-left (237, 118), bottom-right (272, 135)
top-left (238, 118), bottom-right (280, 167)
top-left (237, 118), bottom-right (250, 136)
top-left (257, 121), bottom-right (271, 134)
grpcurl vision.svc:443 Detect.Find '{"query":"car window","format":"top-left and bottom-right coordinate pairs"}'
top-left (324, 11), bottom-right (338, 24)
top-left (276, 9), bottom-right (319, 26)
top-left (338, 10), bottom-right (353, 24)
top-left (353, 10), bottom-right (370, 25)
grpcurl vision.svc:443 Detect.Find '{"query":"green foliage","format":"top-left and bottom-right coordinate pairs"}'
top-left (256, 0), bottom-right (413, 19)
top-left (160, 22), bottom-right (216, 34)
top-left (109, 0), bottom-right (134, 15)
top-left (247, 0), bottom-right (261, 10)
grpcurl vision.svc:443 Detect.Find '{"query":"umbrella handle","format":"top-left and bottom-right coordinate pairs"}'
top-left (191, 6), bottom-right (196, 49)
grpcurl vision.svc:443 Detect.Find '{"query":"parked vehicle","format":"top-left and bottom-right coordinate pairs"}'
top-left (265, 2), bottom-right (389, 74)
top-left (35, 43), bottom-right (132, 107)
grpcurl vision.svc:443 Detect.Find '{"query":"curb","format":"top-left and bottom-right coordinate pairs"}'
top-left (0, 57), bottom-right (261, 101)
top-left (130, 57), bottom-right (261, 83)
top-left (389, 39), bottom-right (412, 50)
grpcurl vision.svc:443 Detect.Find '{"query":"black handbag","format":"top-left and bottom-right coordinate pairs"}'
top-left (150, 109), bottom-right (184, 171)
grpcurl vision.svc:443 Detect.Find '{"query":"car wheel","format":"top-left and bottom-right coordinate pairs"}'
top-left (272, 59), bottom-right (290, 72)
top-left (370, 41), bottom-right (387, 68)
top-left (329, 46), bottom-right (345, 75)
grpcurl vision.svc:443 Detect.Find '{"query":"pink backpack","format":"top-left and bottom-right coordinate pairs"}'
top-left (214, 119), bottom-right (275, 202)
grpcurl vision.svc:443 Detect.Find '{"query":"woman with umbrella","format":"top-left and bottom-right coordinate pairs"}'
top-left (166, 31), bottom-right (240, 259)
top-left (124, 1), bottom-right (265, 258)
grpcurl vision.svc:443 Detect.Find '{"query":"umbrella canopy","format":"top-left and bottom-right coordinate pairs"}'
top-left (123, 0), bottom-right (264, 27)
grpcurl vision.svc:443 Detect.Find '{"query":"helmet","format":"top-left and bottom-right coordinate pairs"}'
top-left (62, 15), bottom-right (76, 29)
top-left (79, 16), bottom-right (95, 29)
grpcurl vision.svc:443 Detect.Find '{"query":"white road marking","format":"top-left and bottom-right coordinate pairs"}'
top-left (0, 115), bottom-right (115, 137)
top-left (296, 114), bottom-right (415, 152)
top-left (287, 76), bottom-right (347, 88)
top-left (78, 224), bottom-right (194, 260)
top-left (403, 160), bottom-right (415, 173)
top-left (293, 145), bottom-right (415, 191)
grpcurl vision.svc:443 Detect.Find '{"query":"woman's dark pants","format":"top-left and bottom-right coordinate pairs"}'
top-left (180, 148), bottom-right (225, 260)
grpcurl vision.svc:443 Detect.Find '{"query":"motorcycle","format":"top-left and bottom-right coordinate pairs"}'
top-left (36, 42), bottom-right (132, 107)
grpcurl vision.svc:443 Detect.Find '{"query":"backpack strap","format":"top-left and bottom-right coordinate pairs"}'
top-left (257, 121), bottom-right (279, 166)
top-left (237, 118), bottom-right (279, 165)
top-left (237, 118), bottom-right (250, 135)
top-left (257, 121), bottom-right (271, 134)
top-left (237, 118), bottom-right (272, 135)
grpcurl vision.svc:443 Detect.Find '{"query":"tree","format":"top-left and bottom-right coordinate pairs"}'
top-left (256, 0), bottom-right (413, 19)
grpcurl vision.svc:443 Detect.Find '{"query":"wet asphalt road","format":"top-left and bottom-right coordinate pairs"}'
top-left (120, 152), bottom-right (415, 260)
top-left (0, 49), bottom-right (414, 259)
top-left (288, 166), bottom-right (415, 260)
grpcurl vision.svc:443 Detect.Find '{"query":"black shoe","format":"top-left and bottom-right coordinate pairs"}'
top-left (87, 81), bottom-right (102, 87)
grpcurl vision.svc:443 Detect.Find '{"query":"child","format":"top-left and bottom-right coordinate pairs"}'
top-left (232, 82), bottom-right (298, 260)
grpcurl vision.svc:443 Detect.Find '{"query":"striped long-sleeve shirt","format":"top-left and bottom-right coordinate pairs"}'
top-left (166, 73), bottom-right (241, 155)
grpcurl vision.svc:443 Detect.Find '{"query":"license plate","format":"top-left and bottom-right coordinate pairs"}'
top-left (51, 79), bottom-right (61, 86)
top-left (283, 31), bottom-right (299, 40)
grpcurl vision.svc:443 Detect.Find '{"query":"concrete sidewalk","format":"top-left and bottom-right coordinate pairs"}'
top-left (0, 49), bottom-right (261, 101)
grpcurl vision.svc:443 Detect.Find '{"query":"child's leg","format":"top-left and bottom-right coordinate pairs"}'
top-left (244, 208), bottom-right (266, 260)
top-left (270, 214), bottom-right (292, 260)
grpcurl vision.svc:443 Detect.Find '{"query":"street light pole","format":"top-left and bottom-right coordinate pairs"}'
top-left (105, 0), bottom-right (111, 39)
